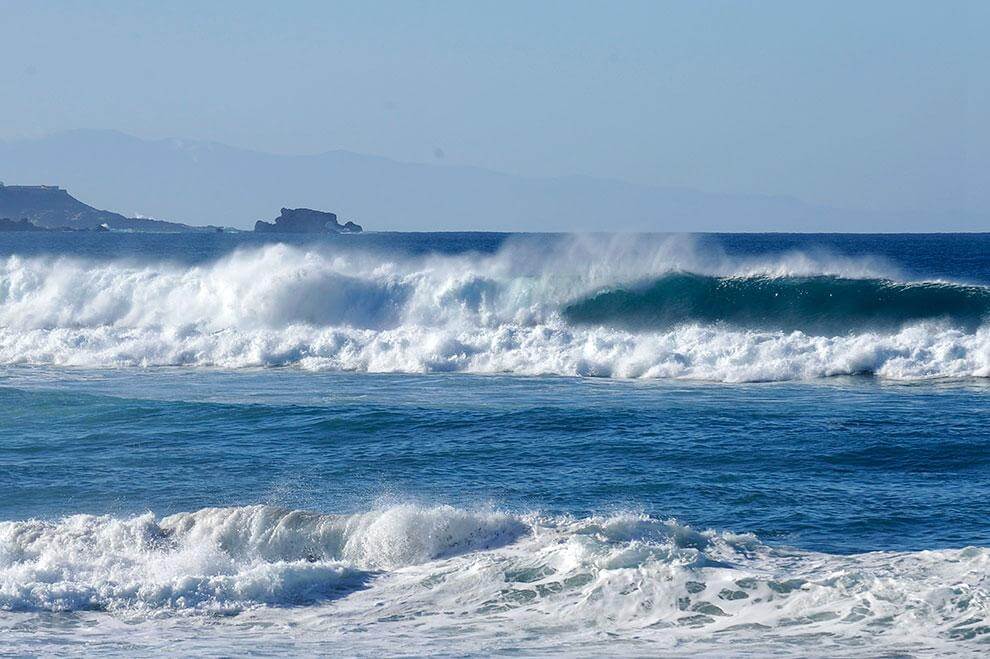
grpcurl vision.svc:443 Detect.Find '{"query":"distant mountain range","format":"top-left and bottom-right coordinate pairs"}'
top-left (0, 129), bottom-right (985, 231)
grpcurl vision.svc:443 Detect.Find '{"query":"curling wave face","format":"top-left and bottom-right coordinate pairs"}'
top-left (1, 504), bottom-right (987, 654)
top-left (564, 273), bottom-right (990, 333)
top-left (1, 239), bottom-right (989, 381)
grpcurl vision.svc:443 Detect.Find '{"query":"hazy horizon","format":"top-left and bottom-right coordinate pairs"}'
top-left (1, 0), bottom-right (987, 230)
top-left (5, 127), bottom-right (987, 231)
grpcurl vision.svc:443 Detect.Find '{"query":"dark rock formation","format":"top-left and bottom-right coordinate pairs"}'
top-left (0, 217), bottom-right (47, 231)
top-left (254, 207), bottom-right (363, 233)
top-left (0, 182), bottom-right (216, 232)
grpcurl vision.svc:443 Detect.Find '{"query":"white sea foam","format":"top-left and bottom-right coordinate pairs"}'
top-left (0, 504), bottom-right (524, 613)
top-left (0, 240), bottom-right (988, 381)
top-left (1, 504), bottom-right (987, 655)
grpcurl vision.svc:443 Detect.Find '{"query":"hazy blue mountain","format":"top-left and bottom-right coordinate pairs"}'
top-left (0, 130), bottom-right (983, 231)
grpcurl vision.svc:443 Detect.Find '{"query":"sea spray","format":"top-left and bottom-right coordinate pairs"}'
top-left (1, 240), bottom-right (988, 380)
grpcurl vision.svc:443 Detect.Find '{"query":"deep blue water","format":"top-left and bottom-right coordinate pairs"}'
top-left (1, 231), bottom-right (989, 282)
top-left (2, 369), bottom-right (988, 554)
top-left (1, 232), bottom-right (989, 655)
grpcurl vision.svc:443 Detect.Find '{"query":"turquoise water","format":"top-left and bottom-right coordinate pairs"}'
top-left (1, 232), bottom-right (989, 655)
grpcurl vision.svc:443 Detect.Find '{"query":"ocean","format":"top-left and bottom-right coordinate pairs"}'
top-left (1, 231), bottom-right (988, 656)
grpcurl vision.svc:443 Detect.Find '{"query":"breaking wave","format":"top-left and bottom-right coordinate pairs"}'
top-left (1, 503), bottom-right (987, 654)
top-left (1, 238), bottom-right (989, 381)
top-left (564, 273), bottom-right (990, 333)
top-left (0, 504), bottom-right (525, 612)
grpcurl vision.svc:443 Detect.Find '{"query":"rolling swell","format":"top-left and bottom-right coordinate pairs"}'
top-left (563, 273), bottom-right (990, 334)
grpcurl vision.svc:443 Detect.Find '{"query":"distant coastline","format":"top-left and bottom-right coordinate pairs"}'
top-left (3, 130), bottom-right (987, 232)
top-left (0, 182), bottom-right (217, 232)
top-left (0, 182), bottom-right (359, 234)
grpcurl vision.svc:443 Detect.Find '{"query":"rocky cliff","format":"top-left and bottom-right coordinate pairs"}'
top-left (0, 183), bottom-right (207, 232)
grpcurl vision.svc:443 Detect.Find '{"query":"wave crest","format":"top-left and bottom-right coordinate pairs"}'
top-left (564, 274), bottom-right (990, 333)
top-left (2, 503), bottom-right (987, 651)
top-left (0, 504), bottom-right (525, 612)
top-left (1, 242), bottom-right (989, 381)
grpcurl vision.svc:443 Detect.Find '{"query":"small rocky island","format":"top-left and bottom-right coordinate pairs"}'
top-left (254, 208), bottom-right (362, 234)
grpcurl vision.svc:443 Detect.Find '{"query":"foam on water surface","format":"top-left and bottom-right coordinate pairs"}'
top-left (1, 239), bottom-right (989, 381)
top-left (3, 233), bottom-right (989, 655)
top-left (1, 504), bottom-right (987, 655)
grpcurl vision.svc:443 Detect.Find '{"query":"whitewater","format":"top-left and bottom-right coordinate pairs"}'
top-left (2, 232), bottom-right (989, 656)
top-left (2, 503), bottom-right (987, 656)
top-left (1, 234), bottom-right (989, 381)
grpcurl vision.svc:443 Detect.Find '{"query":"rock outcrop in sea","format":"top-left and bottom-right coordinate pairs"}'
top-left (254, 208), bottom-right (362, 234)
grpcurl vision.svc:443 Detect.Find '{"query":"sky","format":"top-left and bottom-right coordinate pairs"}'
top-left (0, 0), bottom-right (987, 219)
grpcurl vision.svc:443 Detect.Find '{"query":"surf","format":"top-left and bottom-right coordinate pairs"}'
top-left (1, 240), bottom-right (989, 381)
top-left (1, 503), bottom-right (986, 653)
top-left (563, 273), bottom-right (990, 333)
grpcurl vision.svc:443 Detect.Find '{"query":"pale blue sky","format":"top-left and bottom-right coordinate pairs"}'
top-left (1, 0), bottom-right (986, 218)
